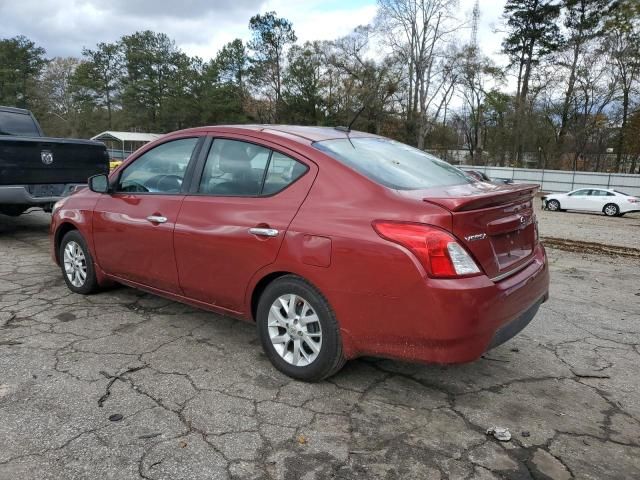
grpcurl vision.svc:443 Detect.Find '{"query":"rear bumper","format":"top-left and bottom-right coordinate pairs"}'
top-left (338, 243), bottom-right (549, 364)
top-left (0, 184), bottom-right (85, 206)
top-left (487, 295), bottom-right (544, 350)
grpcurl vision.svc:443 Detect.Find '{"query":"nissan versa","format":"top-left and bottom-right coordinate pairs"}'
top-left (50, 126), bottom-right (549, 381)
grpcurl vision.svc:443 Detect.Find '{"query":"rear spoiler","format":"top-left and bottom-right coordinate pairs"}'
top-left (423, 184), bottom-right (539, 212)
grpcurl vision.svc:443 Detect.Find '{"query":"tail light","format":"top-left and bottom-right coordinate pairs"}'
top-left (372, 221), bottom-right (481, 278)
top-left (627, 198), bottom-right (639, 203)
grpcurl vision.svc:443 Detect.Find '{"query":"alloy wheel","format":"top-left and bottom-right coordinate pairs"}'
top-left (604, 204), bottom-right (618, 216)
top-left (267, 294), bottom-right (323, 367)
top-left (63, 241), bottom-right (87, 288)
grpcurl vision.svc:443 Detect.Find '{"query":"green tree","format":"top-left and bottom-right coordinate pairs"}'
top-left (483, 90), bottom-right (515, 166)
top-left (74, 42), bottom-right (123, 129)
top-left (502, 0), bottom-right (561, 166)
top-left (120, 31), bottom-right (182, 131)
top-left (248, 11), bottom-right (297, 122)
top-left (215, 39), bottom-right (248, 90)
top-left (282, 42), bottom-right (324, 125)
top-left (0, 35), bottom-right (47, 108)
top-left (603, 0), bottom-right (640, 171)
top-left (210, 39), bottom-right (249, 120)
top-left (557, 0), bottom-right (608, 146)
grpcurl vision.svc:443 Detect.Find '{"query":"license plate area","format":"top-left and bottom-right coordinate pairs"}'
top-left (491, 226), bottom-right (535, 271)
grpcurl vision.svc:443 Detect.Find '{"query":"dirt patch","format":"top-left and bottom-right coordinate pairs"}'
top-left (542, 237), bottom-right (640, 258)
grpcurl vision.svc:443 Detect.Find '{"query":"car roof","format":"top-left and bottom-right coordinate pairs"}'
top-left (570, 187), bottom-right (615, 192)
top-left (171, 124), bottom-right (379, 145)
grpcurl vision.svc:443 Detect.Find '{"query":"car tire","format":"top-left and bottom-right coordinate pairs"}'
top-left (59, 230), bottom-right (99, 294)
top-left (547, 199), bottom-right (561, 212)
top-left (603, 203), bottom-right (619, 217)
top-left (256, 275), bottom-right (346, 382)
top-left (0, 205), bottom-right (27, 216)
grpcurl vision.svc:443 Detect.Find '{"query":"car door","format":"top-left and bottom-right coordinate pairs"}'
top-left (173, 136), bottom-right (317, 313)
top-left (589, 189), bottom-right (616, 212)
top-left (563, 189), bottom-right (589, 210)
top-left (92, 136), bottom-right (203, 293)
top-left (585, 189), bottom-right (608, 212)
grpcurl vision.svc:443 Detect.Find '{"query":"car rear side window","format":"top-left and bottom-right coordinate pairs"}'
top-left (313, 137), bottom-right (471, 190)
top-left (262, 152), bottom-right (308, 195)
top-left (117, 138), bottom-right (198, 193)
top-left (0, 111), bottom-right (40, 136)
top-left (199, 139), bottom-right (307, 196)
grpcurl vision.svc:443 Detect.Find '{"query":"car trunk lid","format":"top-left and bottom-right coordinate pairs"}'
top-left (409, 182), bottom-right (539, 279)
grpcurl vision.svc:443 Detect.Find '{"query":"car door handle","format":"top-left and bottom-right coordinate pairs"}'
top-left (146, 215), bottom-right (168, 224)
top-left (249, 227), bottom-right (279, 237)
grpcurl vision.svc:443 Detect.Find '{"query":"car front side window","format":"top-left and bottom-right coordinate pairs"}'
top-left (117, 138), bottom-right (199, 194)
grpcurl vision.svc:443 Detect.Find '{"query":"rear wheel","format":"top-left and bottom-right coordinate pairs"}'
top-left (547, 199), bottom-right (561, 212)
top-left (603, 203), bottom-right (619, 217)
top-left (256, 275), bottom-right (345, 382)
top-left (59, 230), bottom-right (99, 294)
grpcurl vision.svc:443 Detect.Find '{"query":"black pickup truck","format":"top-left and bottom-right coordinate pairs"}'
top-left (0, 106), bottom-right (109, 216)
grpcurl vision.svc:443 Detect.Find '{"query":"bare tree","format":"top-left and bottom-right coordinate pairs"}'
top-left (455, 46), bottom-right (504, 163)
top-left (376, 0), bottom-right (460, 148)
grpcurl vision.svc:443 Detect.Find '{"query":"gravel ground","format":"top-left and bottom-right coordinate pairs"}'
top-left (536, 198), bottom-right (640, 250)
top-left (1, 210), bottom-right (639, 480)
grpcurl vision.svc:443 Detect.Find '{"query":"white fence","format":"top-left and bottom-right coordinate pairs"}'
top-left (459, 165), bottom-right (640, 197)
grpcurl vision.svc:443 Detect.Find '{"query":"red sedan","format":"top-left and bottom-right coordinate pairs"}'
top-left (50, 126), bottom-right (549, 381)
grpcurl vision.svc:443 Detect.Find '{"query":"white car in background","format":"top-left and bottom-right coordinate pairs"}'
top-left (542, 188), bottom-right (640, 217)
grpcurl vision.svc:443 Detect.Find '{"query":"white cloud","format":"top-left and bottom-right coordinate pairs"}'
top-left (0, 0), bottom-right (507, 67)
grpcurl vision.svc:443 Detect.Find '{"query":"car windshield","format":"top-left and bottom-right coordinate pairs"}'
top-left (313, 137), bottom-right (471, 190)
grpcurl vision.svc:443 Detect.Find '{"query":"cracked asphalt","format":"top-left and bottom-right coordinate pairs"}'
top-left (1, 211), bottom-right (639, 480)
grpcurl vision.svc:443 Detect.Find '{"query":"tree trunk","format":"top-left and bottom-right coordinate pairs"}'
top-left (615, 87), bottom-right (629, 172)
top-left (558, 42), bottom-right (580, 145)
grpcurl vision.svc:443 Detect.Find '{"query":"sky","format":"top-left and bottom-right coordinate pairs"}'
top-left (0, 0), bottom-right (508, 64)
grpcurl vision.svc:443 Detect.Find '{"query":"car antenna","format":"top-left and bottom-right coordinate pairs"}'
top-left (335, 105), bottom-right (365, 147)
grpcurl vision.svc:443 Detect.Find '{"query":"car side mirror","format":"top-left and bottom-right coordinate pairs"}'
top-left (88, 174), bottom-right (110, 194)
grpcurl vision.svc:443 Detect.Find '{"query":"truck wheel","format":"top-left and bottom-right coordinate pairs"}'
top-left (256, 275), bottom-right (346, 382)
top-left (59, 230), bottom-right (99, 294)
top-left (0, 205), bottom-right (27, 216)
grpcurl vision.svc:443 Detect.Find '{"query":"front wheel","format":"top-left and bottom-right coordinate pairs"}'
top-left (59, 230), bottom-right (99, 294)
top-left (256, 275), bottom-right (345, 382)
top-left (603, 203), bottom-right (619, 217)
top-left (547, 199), bottom-right (561, 212)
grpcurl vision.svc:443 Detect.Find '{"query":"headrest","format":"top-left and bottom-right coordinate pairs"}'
top-left (218, 141), bottom-right (251, 174)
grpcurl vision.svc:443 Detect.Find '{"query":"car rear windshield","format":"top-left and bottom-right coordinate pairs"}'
top-left (313, 137), bottom-right (471, 190)
top-left (0, 111), bottom-right (40, 136)
top-left (613, 190), bottom-right (631, 196)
